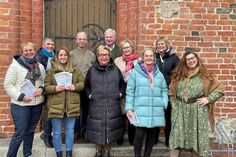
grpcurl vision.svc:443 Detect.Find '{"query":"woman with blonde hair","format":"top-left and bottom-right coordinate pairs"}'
top-left (4, 42), bottom-right (46, 157)
top-left (126, 48), bottom-right (168, 157)
top-left (114, 39), bottom-right (138, 145)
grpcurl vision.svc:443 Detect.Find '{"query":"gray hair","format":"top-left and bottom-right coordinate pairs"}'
top-left (104, 28), bottom-right (116, 37)
top-left (76, 31), bottom-right (88, 39)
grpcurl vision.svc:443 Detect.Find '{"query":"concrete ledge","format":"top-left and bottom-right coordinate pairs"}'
top-left (0, 133), bottom-right (170, 157)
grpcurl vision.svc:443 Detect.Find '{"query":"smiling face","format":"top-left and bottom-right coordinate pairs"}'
top-left (186, 53), bottom-right (198, 70)
top-left (104, 31), bottom-right (116, 47)
top-left (57, 49), bottom-right (68, 64)
top-left (22, 45), bottom-right (36, 59)
top-left (97, 48), bottom-right (110, 66)
top-left (156, 40), bottom-right (167, 55)
top-left (121, 42), bottom-right (133, 56)
top-left (76, 32), bottom-right (88, 48)
top-left (43, 39), bottom-right (55, 52)
top-left (142, 49), bottom-right (155, 67)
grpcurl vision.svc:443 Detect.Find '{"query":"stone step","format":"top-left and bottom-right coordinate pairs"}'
top-left (0, 133), bottom-right (170, 157)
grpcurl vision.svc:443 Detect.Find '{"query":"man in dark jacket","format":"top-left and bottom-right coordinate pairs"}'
top-left (155, 36), bottom-right (179, 147)
top-left (104, 28), bottom-right (122, 60)
top-left (36, 38), bottom-right (55, 148)
top-left (85, 45), bottom-right (126, 157)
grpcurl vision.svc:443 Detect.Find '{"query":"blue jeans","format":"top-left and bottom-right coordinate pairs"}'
top-left (51, 114), bottom-right (76, 152)
top-left (7, 103), bottom-right (43, 157)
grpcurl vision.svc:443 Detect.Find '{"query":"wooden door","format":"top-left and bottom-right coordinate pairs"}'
top-left (44, 0), bottom-right (117, 51)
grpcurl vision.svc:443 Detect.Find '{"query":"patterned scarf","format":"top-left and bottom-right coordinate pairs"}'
top-left (141, 63), bottom-right (155, 88)
top-left (122, 53), bottom-right (138, 73)
top-left (17, 56), bottom-right (41, 85)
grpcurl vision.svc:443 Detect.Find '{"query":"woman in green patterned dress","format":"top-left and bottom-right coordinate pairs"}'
top-left (168, 51), bottom-right (224, 157)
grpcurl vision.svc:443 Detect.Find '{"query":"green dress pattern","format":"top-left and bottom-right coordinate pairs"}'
top-left (169, 75), bottom-right (222, 156)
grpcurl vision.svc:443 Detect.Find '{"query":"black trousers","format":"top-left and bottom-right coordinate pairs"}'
top-left (74, 90), bottom-right (90, 133)
top-left (134, 127), bottom-right (156, 157)
top-left (155, 101), bottom-right (172, 145)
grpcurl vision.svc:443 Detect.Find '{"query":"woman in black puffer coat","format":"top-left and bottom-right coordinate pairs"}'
top-left (85, 45), bottom-right (126, 157)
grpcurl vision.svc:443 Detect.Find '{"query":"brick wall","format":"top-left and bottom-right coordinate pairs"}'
top-left (0, 0), bottom-right (43, 137)
top-left (0, 0), bottom-right (235, 137)
top-left (117, 0), bottom-right (236, 120)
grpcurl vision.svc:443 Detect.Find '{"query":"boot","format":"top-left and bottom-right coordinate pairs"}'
top-left (56, 151), bottom-right (63, 157)
top-left (95, 151), bottom-right (102, 157)
top-left (40, 133), bottom-right (54, 148)
top-left (104, 150), bottom-right (111, 157)
top-left (66, 151), bottom-right (72, 157)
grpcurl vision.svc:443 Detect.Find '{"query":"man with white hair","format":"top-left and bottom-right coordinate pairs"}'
top-left (104, 28), bottom-right (122, 60)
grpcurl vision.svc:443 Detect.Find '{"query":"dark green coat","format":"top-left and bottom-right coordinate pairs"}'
top-left (111, 45), bottom-right (122, 60)
top-left (45, 67), bottom-right (84, 118)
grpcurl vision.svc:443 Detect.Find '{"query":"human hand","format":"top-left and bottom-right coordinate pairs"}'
top-left (126, 110), bottom-right (134, 118)
top-left (55, 85), bottom-right (65, 92)
top-left (33, 88), bottom-right (43, 97)
top-left (119, 93), bottom-right (122, 97)
top-left (23, 96), bottom-right (32, 102)
top-left (65, 85), bottom-right (75, 91)
top-left (197, 97), bottom-right (209, 106)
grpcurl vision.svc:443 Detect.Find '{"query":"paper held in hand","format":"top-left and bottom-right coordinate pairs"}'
top-left (128, 112), bottom-right (139, 124)
top-left (54, 72), bottom-right (72, 87)
top-left (21, 80), bottom-right (36, 97)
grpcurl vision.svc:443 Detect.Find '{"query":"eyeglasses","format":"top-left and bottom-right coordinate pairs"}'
top-left (122, 46), bottom-right (131, 50)
top-left (98, 54), bottom-right (110, 57)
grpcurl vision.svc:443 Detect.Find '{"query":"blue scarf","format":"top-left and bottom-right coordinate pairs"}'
top-left (41, 47), bottom-right (55, 58)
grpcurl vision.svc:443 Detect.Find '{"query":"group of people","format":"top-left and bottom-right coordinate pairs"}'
top-left (4, 28), bottom-right (224, 157)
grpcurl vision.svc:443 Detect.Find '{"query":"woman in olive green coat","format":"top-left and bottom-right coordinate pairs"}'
top-left (45, 47), bottom-right (84, 157)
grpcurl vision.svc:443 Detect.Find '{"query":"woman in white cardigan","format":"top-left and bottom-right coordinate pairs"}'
top-left (4, 42), bottom-right (46, 157)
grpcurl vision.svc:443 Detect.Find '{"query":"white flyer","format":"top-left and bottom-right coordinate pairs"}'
top-left (128, 112), bottom-right (139, 125)
top-left (20, 80), bottom-right (36, 97)
top-left (54, 72), bottom-right (72, 87)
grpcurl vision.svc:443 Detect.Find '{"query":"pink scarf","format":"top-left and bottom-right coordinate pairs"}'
top-left (141, 63), bottom-right (154, 88)
top-left (122, 53), bottom-right (138, 73)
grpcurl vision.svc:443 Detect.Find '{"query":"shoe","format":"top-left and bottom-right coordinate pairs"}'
top-left (154, 136), bottom-right (159, 144)
top-left (66, 151), bottom-right (72, 157)
top-left (165, 137), bottom-right (169, 147)
top-left (56, 151), bottom-right (63, 157)
top-left (116, 138), bottom-right (124, 145)
top-left (40, 133), bottom-right (54, 148)
top-left (95, 151), bottom-right (102, 157)
top-left (103, 150), bottom-right (111, 157)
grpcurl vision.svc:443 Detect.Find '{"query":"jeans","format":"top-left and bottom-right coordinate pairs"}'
top-left (134, 127), bottom-right (156, 157)
top-left (7, 103), bottom-right (43, 157)
top-left (74, 90), bottom-right (89, 133)
top-left (42, 119), bottom-right (52, 136)
top-left (51, 114), bottom-right (76, 152)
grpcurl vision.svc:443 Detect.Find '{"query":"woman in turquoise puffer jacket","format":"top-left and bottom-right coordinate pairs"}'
top-left (126, 48), bottom-right (168, 157)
